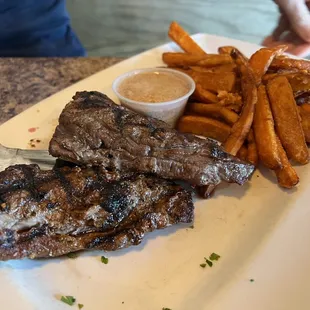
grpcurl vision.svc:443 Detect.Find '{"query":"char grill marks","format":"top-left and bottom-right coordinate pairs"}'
top-left (49, 91), bottom-right (254, 187)
top-left (0, 164), bottom-right (193, 260)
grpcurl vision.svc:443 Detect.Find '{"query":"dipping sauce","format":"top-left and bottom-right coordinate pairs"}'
top-left (118, 71), bottom-right (191, 103)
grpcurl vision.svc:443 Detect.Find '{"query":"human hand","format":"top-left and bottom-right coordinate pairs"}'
top-left (263, 0), bottom-right (310, 57)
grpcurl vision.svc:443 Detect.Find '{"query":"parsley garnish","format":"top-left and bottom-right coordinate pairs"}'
top-left (250, 279), bottom-right (255, 282)
top-left (162, 308), bottom-right (172, 310)
top-left (67, 252), bottom-right (79, 259)
top-left (209, 252), bottom-right (220, 261)
top-left (205, 258), bottom-right (213, 267)
top-left (200, 263), bottom-right (206, 268)
top-left (78, 304), bottom-right (84, 309)
top-left (60, 296), bottom-right (76, 306)
top-left (101, 256), bottom-right (109, 264)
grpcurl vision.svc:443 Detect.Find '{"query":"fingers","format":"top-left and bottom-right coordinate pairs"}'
top-left (291, 43), bottom-right (310, 57)
top-left (272, 15), bottom-right (290, 41)
top-left (276, 0), bottom-right (310, 42)
top-left (262, 32), bottom-right (310, 57)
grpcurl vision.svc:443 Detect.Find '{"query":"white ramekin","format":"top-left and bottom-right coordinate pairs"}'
top-left (112, 68), bottom-right (195, 127)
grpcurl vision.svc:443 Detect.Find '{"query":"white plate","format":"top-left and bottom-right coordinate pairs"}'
top-left (0, 34), bottom-right (310, 310)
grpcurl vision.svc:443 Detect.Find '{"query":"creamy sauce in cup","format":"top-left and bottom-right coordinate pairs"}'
top-left (118, 71), bottom-right (191, 103)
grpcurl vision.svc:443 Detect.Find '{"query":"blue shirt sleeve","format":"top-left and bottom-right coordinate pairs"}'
top-left (0, 0), bottom-right (86, 56)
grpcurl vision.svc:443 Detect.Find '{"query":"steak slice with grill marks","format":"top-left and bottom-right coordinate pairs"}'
top-left (49, 91), bottom-right (254, 187)
top-left (0, 164), bottom-right (193, 261)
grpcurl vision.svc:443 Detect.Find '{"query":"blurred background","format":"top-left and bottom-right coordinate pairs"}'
top-left (67, 0), bottom-right (279, 56)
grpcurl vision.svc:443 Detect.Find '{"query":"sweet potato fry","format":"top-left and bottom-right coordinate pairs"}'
top-left (197, 54), bottom-right (233, 67)
top-left (191, 72), bottom-right (236, 93)
top-left (262, 73), bottom-right (279, 82)
top-left (163, 53), bottom-right (232, 67)
top-left (168, 21), bottom-right (206, 55)
top-left (190, 63), bottom-right (237, 73)
top-left (177, 115), bottom-right (231, 142)
top-left (267, 76), bottom-right (309, 164)
top-left (192, 84), bottom-right (218, 103)
top-left (286, 74), bottom-right (310, 95)
top-left (199, 61), bottom-right (257, 199)
top-left (218, 46), bottom-right (235, 55)
top-left (271, 56), bottom-right (310, 71)
top-left (217, 91), bottom-right (243, 113)
top-left (187, 103), bottom-right (239, 125)
top-left (262, 72), bottom-right (300, 82)
top-left (299, 105), bottom-right (310, 143)
top-left (237, 145), bottom-right (248, 161)
top-left (162, 53), bottom-right (208, 66)
top-left (253, 85), bottom-right (282, 169)
top-left (275, 136), bottom-right (299, 188)
top-left (246, 129), bottom-right (258, 167)
top-left (224, 62), bottom-right (257, 155)
top-left (230, 47), bottom-right (249, 63)
top-left (249, 45), bottom-right (287, 85)
top-left (264, 72), bottom-right (310, 95)
top-left (300, 103), bottom-right (310, 113)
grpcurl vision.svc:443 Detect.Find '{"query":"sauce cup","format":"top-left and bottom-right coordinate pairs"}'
top-left (112, 68), bottom-right (195, 127)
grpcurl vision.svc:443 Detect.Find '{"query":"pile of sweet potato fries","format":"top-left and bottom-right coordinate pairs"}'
top-left (164, 21), bottom-right (310, 194)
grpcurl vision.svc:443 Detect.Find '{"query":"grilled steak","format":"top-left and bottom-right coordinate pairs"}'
top-left (0, 164), bottom-right (193, 260)
top-left (49, 91), bottom-right (254, 187)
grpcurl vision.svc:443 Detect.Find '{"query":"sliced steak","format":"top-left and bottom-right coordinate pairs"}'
top-left (0, 164), bottom-right (193, 260)
top-left (49, 91), bottom-right (254, 187)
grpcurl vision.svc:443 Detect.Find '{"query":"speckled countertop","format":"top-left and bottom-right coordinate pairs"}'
top-left (0, 57), bottom-right (124, 125)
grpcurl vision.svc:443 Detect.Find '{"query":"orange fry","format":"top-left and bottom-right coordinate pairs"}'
top-left (162, 53), bottom-right (209, 66)
top-left (217, 91), bottom-right (243, 113)
top-left (190, 63), bottom-right (237, 73)
top-left (218, 46), bottom-right (235, 55)
top-left (162, 53), bottom-right (231, 67)
top-left (246, 129), bottom-right (258, 167)
top-left (177, 115), bottom-right (231, 143)
top-left (187, 103), bottom-right (239, 125)
top-left (249, 45), bottom-right (287, 85)
top-left (191, 71), bottom-right (236, 93)
top-left (253, 85), bottom-right (282, 169)
top-left (271, 56), bottom-right (310, 71)
top-left (299, 105), bottom-right (310, 143)
top-left (267, 76), bottom-right (309, 164)
top-left (197, 54), bottom-right (233, 67)
top-left (192, 84), bottom-right (218, 103)
top-left (224, 62), bottom-right (257, 155)
top-left (262, 72), bottom-right (299, 82)
top-left (275, 136), bottom-right (299, 188)
top-left (229, 47), bottom-right (249, 63)
top-left (286, 74), bottom-right (310, 95)
top-left (237, 145), bottom-right (248, 161)
top-left (168, 21), bottom-right (206, 55)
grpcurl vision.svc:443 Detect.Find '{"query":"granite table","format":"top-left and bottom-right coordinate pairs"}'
top-left (0, 57), bottom-right (124, 125)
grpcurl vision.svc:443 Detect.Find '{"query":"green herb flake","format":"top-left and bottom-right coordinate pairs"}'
top-left (162, 308), bottom-right (172, 310)
top-left (67, 252), bottom-right (79, 259)
top-left (101, 256), bottom-right (109, 264)
top-left (78, 304), bottom-right (84, 309)
top-left (60, 296), bottom-right (76, 306)
top-left (250, 278), bottom-right (255, 282)
top-left (205, 259), bottom-right (213, 267)
top-left (209, 252), bottom-right (221, 261)
top-left (200, 263), bottom-right (206, 268)
top-left (189, 225), bottom-right (194, 229)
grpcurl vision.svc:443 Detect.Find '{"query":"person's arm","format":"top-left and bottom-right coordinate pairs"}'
top-left (0, 0), bottom-right (85, 57)
top-left (263, 0), bottom-right (310, 57)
